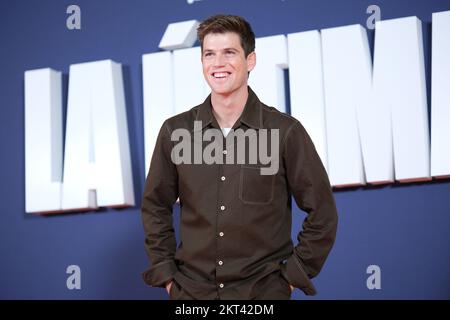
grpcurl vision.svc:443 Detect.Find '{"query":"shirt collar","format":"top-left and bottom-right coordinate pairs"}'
top-left (193, 86), bottom-right (263, 132)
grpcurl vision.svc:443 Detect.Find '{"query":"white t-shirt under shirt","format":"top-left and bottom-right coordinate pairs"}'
top-left (222, 127), bottom-right (232, 137)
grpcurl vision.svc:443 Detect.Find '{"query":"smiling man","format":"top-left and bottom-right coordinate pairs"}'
top-left (141, 14), bottom-right (338, 300)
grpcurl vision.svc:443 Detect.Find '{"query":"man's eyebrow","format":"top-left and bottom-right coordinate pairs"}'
top-left (203, 48), bottom-right (239, 53)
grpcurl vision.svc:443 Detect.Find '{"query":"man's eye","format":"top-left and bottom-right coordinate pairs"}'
top-left (204, 52), bottom-right (213, 57)
top-left (225, 51), bottom-right (235, 55)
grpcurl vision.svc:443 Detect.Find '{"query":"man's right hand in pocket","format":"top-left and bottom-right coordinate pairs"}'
top-left (165, 281), bottom-right (173, 295)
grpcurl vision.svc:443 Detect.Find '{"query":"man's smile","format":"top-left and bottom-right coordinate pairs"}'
top-left (212, 71), bottom-right (231, 79)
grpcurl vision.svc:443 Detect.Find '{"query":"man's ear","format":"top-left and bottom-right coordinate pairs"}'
top-left (247, 51), bottom-right (256, 72)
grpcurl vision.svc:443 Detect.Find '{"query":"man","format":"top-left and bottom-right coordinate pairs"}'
top-left (141, 14), bottom-right (338, 300)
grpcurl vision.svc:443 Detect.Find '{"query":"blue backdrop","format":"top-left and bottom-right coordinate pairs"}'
top-left (1, 0), bottom-right (449, 299)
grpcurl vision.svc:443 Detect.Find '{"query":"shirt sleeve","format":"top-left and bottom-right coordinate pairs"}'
top-left (280, 120), bottom-right (338, 295)
top-left (141, 120), bottom-right (179, 288)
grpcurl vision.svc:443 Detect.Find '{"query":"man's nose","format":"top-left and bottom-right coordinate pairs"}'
top-left (213, 53), bottom-right (226, 67)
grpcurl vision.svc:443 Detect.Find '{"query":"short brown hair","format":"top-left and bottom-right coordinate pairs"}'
top-left (197, 14), bottom-right (255, 57)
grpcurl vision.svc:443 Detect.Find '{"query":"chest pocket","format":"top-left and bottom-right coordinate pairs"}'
top-left (239, 165), bottom-right (275, 205)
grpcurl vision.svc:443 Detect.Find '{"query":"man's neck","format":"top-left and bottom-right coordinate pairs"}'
top-left (211, 86), bottom-right (248, 129)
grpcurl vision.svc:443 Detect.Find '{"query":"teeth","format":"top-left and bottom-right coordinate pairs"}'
top-left (213, 72), bottom-right (229, 78)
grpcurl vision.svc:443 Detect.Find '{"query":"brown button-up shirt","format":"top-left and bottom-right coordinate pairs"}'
top-left (141, 86), bottom-right (338, 299)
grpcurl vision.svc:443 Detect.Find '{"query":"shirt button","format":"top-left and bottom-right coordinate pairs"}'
top-left (221, 176), bottom-right (226, 181)
top-left (219, 283), bottom-right (224, 288)
top-left (218, 260), bottom-right (223, 266)
top-left (220, 205), bottom-right (225, 211)
top-left (219, 232), bottom-right (224, 237)
top-left (222, 150), bottom-right (227, 155)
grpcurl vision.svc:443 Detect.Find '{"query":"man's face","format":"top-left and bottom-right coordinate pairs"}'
top-left (201, 32), bottom-right (256, 96)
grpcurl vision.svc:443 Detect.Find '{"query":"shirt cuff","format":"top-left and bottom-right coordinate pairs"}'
top-left (142, 260), bottom-right (178, 287)
top-left (280, 255), bottom-right (317, 296)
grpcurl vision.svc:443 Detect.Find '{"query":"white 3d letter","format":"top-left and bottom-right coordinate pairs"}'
top-left (431, 11), bottom-right (450, 178)
top-left (25, 69), bottom-right (63, 213)
top-left (61, 60), bottom-right (134, 210)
